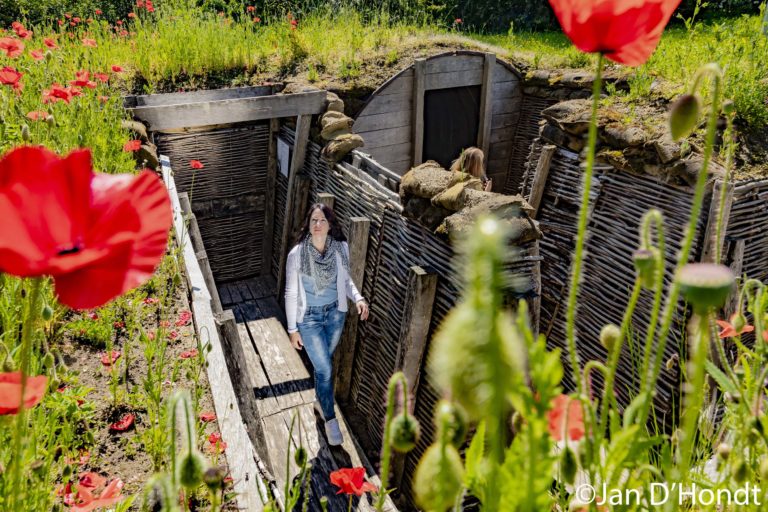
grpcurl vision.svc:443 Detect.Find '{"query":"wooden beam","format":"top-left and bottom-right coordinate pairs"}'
top-left (412, 59), bottom-right (426, 167)
top-left (277, 115), bottom-right (313, 298)
top-left (196, 249), bottom-right (223, 314)
top-left (130, 90), bottom-right (327, 132)
top-left (528, 145), bottom-right (556, 218)
top-left (477, 53), bottom-right (495, 161)
top-left (317, 192), bottom-right (335, 210)
top-left (701, 179), bottom-right (734, 264)
top-left (391, 265), bottom-right (438, 492)
top-left (124, 85), bottom-right (274, 108)
top-left (261, 118), bottom-right (279, 283)
top-left (334, 217), bottom-right (371, 402)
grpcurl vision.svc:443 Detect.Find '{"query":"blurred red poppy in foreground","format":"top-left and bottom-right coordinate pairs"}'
top-left (548, 0), bottom-right (681, 66)
top-left (0, 371), bottom-right (48, 415)
top-left (0, 146), bottom-right (172, 309)
top-left (330, 467), bottom-right (378, 496)
top-left (547, 394), bottom-right (585, 442)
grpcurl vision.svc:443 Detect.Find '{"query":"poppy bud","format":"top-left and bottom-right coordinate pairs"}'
top-left (731, 312), bottom-right (747, 333)
top-left (45, 50), bottom-right (53, 61)
top-left (632, 248), bottom-right (658, 289)
top-left (320, 496), bottom-right (329, 512)
top-left (3, 359), bottom-right (16, 372)
top-left (669, 94), bottom-right (701, 141)
top-left (294, 446), bottom-right (307, 467)
top-left (716, 443), bottom-right (731, 460)
top-left (599, 324), bottom-right (621, 352)
top-left (665, 353), bottom-right (679, 372)
top-left (42, 352), bottom-right (55, 370)
top-left (178, 450), bottom-right (207, 490)
top-left (671, 428), bottom-right (682, 446)
top-left (62, 464), bottom-right (72, 479)
top-left (21, 124), bottom-right (31, 142)
top-left (45, 115), bottom-right (55, 126)
top-left (435, 400), bottom-right (468, 447)
top-left (390, 412), bottom-right (420, 453)
top-left (203, 466), bottom-right (226, 491)
top-left (760, 458), bottom-right (768, 482)
top-left (42, 304), bottom-right (54, 321)
top-left (731, 457), bottom-right (748, 483)
top-left (560, 446), bottom-right (578, 485)
top-left (413, 443), bottom-right (464, 512)
top-left (511, 410), bottom-right (524, 433)
top-left (678, 263), bottom-right (734, 314)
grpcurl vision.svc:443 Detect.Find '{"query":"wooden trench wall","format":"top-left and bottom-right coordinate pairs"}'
top-left (519, 134), bottom-right (768, 421)
top-left (273, 127), bottom-right (540, 508)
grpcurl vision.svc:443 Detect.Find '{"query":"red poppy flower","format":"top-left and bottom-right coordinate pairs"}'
top-left (159, 320), bottom-right (171, 328)
top-left (128, 13), bottom-right (136, 18)
top-left (189, 160), bottom-right (204, 170)
top-left (0, 147), bottom-right (172, 310)
top-left (44, 38), bottom-right (58, 49)
top-left (253, 17), bottom-right (261, 23)
top-left (57, 20), bottom-right (64, 26)
top-left (147, 331), bottom-right (156, 340)
top-left (111, 64), bottom-right (124, 73)
top-left (42, 83), bottom-right (73, 104)
top-left (199, 412), bottom-right (216, 423)
top-left (12, 22), bottom-right (31, 39)
top-left (175, 310), bottom-right (192, 326)
top-left (100, 351), bottom-right (121, 366)
top-left (143, 297), bottom-right (159, 305)
top-left (207, 432), bottom-right (227, 453)
top-left (113, 321), bottom-right (125, 329)
top-left (71, 70), bottom-right (97, 89)
top-left (73, 17), bottom-right (81, 23)
top-left (168, 330), bottom-right (179, 340)
top-left (109, 413), bottom-right (134, 432)
top-left (65, 13), bottom-right (72, 19)
top-left (81, 38), bottom-right (97, 48)
top-left (93, 72), bottom-right (109, 83)
top-left (329, 467), bottom-right (378, 496)
top-left (79, 472), bottom-right (106, 489)
top-left (69, 86), bottom-right (83, 97)
top-left (247, 5), bottom-right (255, 12)
top-left (547, 394), bottom-right (585, 442)
top-left (0, 66), bottom-right (23, 92)
top-left (123, 140), bottom-right (141, 152)
top-left (454, 18), bottom-right (462, 24)
top-left (179, 349), bottom-right (198, 359)
top-left (98, 96), bottom-right (109, 104)
top-left (27, 111), bottom-right (49, 121)
top-left (29, 49), bottom-right (44, 60)
top-left (0, 37), bottom-right (24, 58)
top-left (0, 372), bottom-right (48, 415)
top-left (95, 9), bottom-right (103, 15)
top-left (70, 478), bottom-right (124, 512)
top-left (116, 20), bottom-right (123, 26)
top-left (716, 314), bottom-right (754, 339)
top-left (548, 0), bottom-right (681, 66)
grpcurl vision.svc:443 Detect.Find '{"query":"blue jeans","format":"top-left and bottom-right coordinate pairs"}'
top-left (297, 301), bottom-right (347, 421)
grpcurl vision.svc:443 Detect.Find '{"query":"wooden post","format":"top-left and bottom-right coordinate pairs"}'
top-left (391, 265), bottom-right (438, 492)
top-left (412, 59), bottom-right (426, 167)
top-left (334, 217), bottom-right (371, 402)
top-left (214, 310), bottom-right (270, 462)
top-left (277, 114), bottom-right (313, 297)
top-left (477, 53), bottom-right (495, 161)
top-left (725, 239), bottom-right (746, 315)
top-left (531, 240), bottom-right (542, 338)
top-left (178, 193), bottom-right (204, 253)
top-left (261, 118), bottom-right (279, 285)
top-left (317, 192), bottom-right (335, 210)
top-left (196, 249), bottom-right (223, 313)
top-left (701, 179), bottom-right (734, 264)
top-left (528, 145), bottom-right (556, 218)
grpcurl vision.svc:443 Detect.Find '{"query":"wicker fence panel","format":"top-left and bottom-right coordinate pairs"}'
top-left (729, 180), bottom-right (768, 283)
top-left (156, 123), bottom-right (270, 281)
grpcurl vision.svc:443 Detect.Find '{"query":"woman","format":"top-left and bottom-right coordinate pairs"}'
top-left (284, 203), bottom-right (369, 446)
top-left (450, 146), bottom-right (492, 192)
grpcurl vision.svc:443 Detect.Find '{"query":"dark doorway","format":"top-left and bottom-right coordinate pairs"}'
top-left (423, 85), bottom-right (481, 169)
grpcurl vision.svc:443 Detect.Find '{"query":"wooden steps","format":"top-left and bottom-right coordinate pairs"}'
top-left (217, 278), bottom-right (395, 511)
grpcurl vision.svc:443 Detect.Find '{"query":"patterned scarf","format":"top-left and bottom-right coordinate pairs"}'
top-left (299, 236), bottom-right (349, 294)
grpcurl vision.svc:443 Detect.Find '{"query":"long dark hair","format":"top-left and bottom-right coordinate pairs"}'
top-left (295, 203), bottom-right (347, 245)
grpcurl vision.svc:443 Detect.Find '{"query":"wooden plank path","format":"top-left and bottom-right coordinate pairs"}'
top-left (218, 277), bottom-right (396, 512)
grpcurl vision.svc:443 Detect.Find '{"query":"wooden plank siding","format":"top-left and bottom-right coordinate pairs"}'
top-left (354, 52), bottom-right (522, 185)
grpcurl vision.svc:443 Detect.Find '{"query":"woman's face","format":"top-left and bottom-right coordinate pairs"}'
top-left (309, 208), bottom-right (330, 238)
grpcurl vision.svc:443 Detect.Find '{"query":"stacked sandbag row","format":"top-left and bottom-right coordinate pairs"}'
top-left (319, 91), bottom-right (364, 163)
top-left (399, 160), bottom-right (541, 245)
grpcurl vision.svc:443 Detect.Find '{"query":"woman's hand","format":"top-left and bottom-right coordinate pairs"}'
top-left (289, 331), bottom-right (303, 350)
top-left (483, 178), bottom-right (493, 192)
top-left (356, 300), bottom-right (369, 320)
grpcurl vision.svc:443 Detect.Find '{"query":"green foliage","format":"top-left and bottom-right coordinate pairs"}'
top-left (65, 315), bottom-right (115, 349)
top-left (0, 0), bottom-right (136, 26)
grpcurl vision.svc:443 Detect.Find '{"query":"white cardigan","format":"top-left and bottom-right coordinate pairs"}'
top-left (284, 241), bottom-right (365, 333)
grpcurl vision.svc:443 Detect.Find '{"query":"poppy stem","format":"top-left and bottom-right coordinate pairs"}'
top-left (564, 52), bottom-right (604, 399)
top-left (348, 494), bottom-right (352, 512)
top-left (376, 372), bottom-right (407, 511)
top-left (10, 277), bottom-right (43, 509)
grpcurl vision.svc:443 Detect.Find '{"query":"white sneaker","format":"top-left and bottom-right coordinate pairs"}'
top-left (313, 400), bottom-right (325, 421)
top-left (325, 418), bottom-right (343, 446)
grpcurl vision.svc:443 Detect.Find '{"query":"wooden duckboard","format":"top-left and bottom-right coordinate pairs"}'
top-left (218, 278), bottom-right (397, 512)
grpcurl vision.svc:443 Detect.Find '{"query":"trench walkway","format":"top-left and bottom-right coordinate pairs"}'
top-left (217, 276), bottom-right (392, 512)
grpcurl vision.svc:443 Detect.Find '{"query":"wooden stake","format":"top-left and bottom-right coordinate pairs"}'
top-left (528, 145), bottom-right (556, 218)
top-left (412, 59), bottom-right (426, 167)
